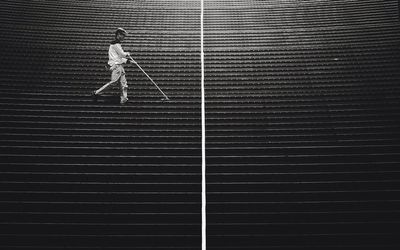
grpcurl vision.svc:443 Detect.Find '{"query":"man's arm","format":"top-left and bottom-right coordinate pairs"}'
top-left (114, 44), bottom-right (129, 59)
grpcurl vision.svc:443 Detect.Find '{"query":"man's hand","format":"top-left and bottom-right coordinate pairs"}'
top-left (128, 56), bottom-right (136, 64)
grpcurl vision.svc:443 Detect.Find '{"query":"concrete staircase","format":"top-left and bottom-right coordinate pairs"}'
top-left (1, 0), bottom-right (400, 249)
top-left (0, 0), bottom-right (202, 249)
top-left (204, 0), bottom-right (400, 249)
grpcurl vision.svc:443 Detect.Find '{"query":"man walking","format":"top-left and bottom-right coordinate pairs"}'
top-left (93, 28), bottom-right (132, 104)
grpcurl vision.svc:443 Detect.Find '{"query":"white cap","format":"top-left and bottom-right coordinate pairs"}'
top-left (116, 27), bottom-right (128, 35)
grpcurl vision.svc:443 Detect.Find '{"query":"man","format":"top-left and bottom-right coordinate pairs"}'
top-left (93, 28), bottom-right (133, 104)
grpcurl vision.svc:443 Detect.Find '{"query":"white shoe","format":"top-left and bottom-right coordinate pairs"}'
top-left (120, 97), bottom-right (129, 104)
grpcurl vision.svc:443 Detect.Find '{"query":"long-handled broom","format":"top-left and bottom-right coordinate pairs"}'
top-left (128, 55), bottom-right (170, 101)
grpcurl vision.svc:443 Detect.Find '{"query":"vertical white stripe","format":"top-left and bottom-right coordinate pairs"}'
top-left (200, 0), bottom-right (206, 249)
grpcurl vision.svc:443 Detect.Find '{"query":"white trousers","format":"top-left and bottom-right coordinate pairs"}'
top-left (95, 65), bottom-right (128, 100)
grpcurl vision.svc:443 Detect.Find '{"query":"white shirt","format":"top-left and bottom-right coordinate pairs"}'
top-left (108, 43), bottom-right (128, 67)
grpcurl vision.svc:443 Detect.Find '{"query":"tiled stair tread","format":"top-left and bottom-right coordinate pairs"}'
top-left (6, 44), bottom-right (398, 54)
top-left (203, 36), bottom-right (400, 44)
top-left (0, 126), bottom-right (200, 134)
top-left (3, 135), bottom-right (396, 144)
top-left (206, 161), bottom-right (400, 169)
top-left (0, 148), bottom-right (200, 157)
top-left (1, 97), bottom-right (397, 107)
top-left (2, 25), bottom-right (201, 32)
top-left (0, 97), bottom-right (202, 105)
top-left (2, 126), bottom-right (397, 137)
top-left (1, 103), bottom-right (396, 113)
top-left (204, 12), bottom-right (398, 20)
top-left (206, 41), bottom-right (394, 50)
top-left (2, 139), bottom-right (200, 145)
top-left (17, 96), bottom-right (389, 109)
top-left (204, 85), bottom-right (400, 91)
top-left (0, 94), bottom-right (200, 101)
top-left (204, 8), bottom-right (397, 16)
top-left (3, 135), bottom-right (397, 146)
top-left (0, 81), bottom-right (198, 87)
top-left (2, 98), bottom-right (398, 108)
top-left (3, 72), bottom-right (396, 81)
top-left (204, 10), bottom-right (397, 18)
top-left (0, 109), bottom-right (200, 117)
top-left (209, 5), bottom-right (395, 13)
top-left (0, 212), bottom-right (200, 223)
top-left (3, 57), bottom-right (393, 66)
top-left (203, 99), bottom-right (399, 106)
top-left (0, 170), bottom-right (201, 179)
top-left (3, 27), bottom-right (398, 39)
top-left (3, 7), bottom-right (391, 19)
top-left (1, 18), bottom-right (201, 25)
top-left (0, 162), bottom-right (201, 171)
top-left (3, 140), bottom-right (399, 150)
top-left (2, 80), bottom-right (398, 89)
top-left (4, 35), bottom-right (398, 46)
top-left (2, 139), bottom-right (202, 146)
top-left (203, 40), bottom-right (400, 47)
top-left (0, 146), bottom-right (201, 153)
top-left (206, 153), bottom-right (398, 162)
top-left (6, 68), bottom-right (399, 75)
top-left (203, 52), bottom-right (398, 59)
top-left (1, 86), bottom-right (397, 97)
top-left (1, 81), bottom-right (399, 90)
top-left (1, 181), bottom-right (202, 187)
top-left (205, 30), bottom-right (400, 39)
top-left (203, 76), bottom-right (400, 83)
top-left (6, 67), bottom-right (200, 73)
top-left (205, 176), bottom-right (400, 185)
top-left (204, 39), bottom-right (400, 46)
top-left (1, 132), bottom-right (200, 139)
top-left (1, 15), bottom-right (201, 22)
top-left (204, 23), bottom-right (399, 32)
top-left (204, 48), bottom-right (399, 55)
top-left (1, 120), bottom-right (398, 131)
top-left (204, 16), bottom-right (398, 23)
top-left (2, 152), bottom-right (201, 160)
top-left (4, 63), bottom-right (397, 71)
top-left (205, 66), bottom-right (398, 72)
top-left (33, 50), bottom-right (187, 62)
top-left (204, 21), bottom-right (399, 30)
top-left (203, 60), bottom-right (400, 67)
top-left (2, 42), bottom-right (200, 48)
top-left (3, 120), bottom-right (396, 131)
top-left (1, 23), bottom-right (201, 31)
top-left (205, 0), bottom-right (390, 6)
top-left (4, 49), bottom-right (395, 58)
top-left (204, 144), bottom-right (400, 153)
top-left (5, 162), bottom-right (387, 172)
top-left (2, 119), bottom-right (396, 129)
top-left (206, 137), bottom-right (400, 145)
top-left (0, 118), bottom-right (200, 127)
top-left (0, 98), bottom-right (201, 104)
top-left (205, 27), bottom-right (400, 35)
top-left (0, 6), bottom-right (200, 15)
top-left (2, 1), bottom-right (201, 10)
top-left (203, 90), bottom-right (400, 96)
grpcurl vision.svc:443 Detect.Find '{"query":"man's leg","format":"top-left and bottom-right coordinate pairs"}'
top-left (120, 74), bottom-right (128, 104)
top-left (94, 78), bottom-right (119, 95)
top-left (94, 67), bottom-right (122, 95)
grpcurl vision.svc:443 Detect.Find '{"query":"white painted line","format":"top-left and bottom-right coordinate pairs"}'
top-left (201, 0), bottom-right (206, 249)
